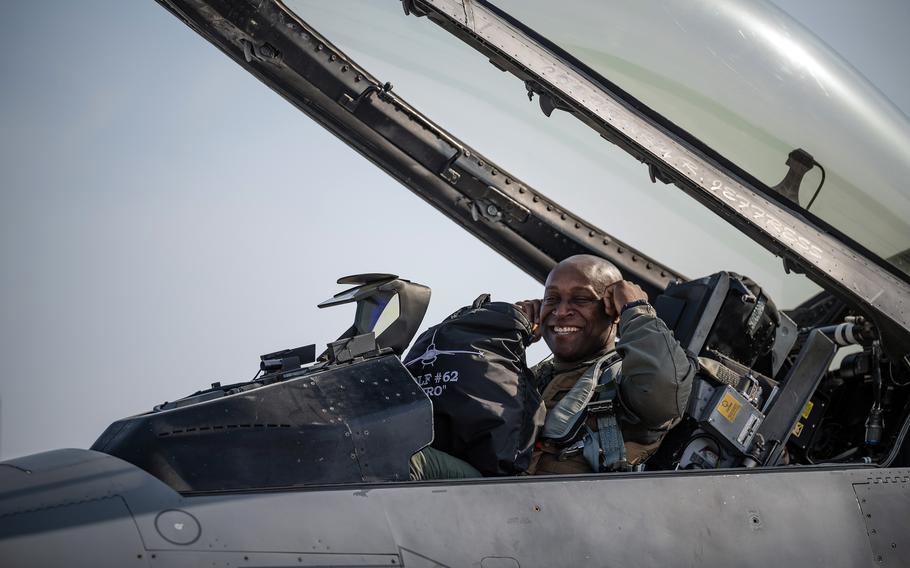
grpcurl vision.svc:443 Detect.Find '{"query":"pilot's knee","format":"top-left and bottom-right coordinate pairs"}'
top-left (409, 446), bottom-right (482, 480)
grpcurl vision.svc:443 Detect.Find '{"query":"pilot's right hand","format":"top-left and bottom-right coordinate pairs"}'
top-left (515, 299), bottom-right (542, 343)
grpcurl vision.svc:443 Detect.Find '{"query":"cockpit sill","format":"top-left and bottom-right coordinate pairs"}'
top-left (176, 461), bottom-right (910, 498)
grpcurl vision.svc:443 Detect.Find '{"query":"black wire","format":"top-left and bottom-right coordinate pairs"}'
top-left (806, 161), bottom-right (827, 210)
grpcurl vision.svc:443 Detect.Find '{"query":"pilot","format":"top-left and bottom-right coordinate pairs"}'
top-left (516, 254), bottom-right (695, 474)
top-left (410, 254), bottom-right (694, 479)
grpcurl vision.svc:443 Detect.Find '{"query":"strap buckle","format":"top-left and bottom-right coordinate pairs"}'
top-left (587, 399), bottom-right (615, 415)
top-left (557, 438), bottom-right (586, 461)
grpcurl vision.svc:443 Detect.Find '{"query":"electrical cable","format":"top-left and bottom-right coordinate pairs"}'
top-left (805, 161), bottom-right (826, 210)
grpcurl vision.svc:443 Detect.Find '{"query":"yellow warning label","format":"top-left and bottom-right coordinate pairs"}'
top-left (793, 422), bottom-right (805, 437)
top-left (718, 392), bottom-right (742, 423)
top-left (801, 400), bottom-right (814, 420)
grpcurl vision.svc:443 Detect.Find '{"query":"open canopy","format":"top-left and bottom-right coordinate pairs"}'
top-left (155, 0), bottom-right (910, 355)
top-left (495, 0), bottom-right (910, 277)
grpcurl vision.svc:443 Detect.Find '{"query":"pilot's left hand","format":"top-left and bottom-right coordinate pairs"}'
top-left (602, 280), bottom-right (649, 321)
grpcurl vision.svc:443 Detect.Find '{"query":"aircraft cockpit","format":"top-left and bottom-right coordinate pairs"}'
top-left (92, 264), bottom-right (910, 491)
top-left (87, 0), bottom-right (910, 490)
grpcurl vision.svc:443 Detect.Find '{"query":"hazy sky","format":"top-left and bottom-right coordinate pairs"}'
top-left (1, 0), bottom-right (908, 460)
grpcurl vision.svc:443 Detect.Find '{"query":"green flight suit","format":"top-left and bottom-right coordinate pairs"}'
top-left (529, 303), bottom-right (695, 474)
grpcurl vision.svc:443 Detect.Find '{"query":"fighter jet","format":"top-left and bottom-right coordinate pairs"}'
top-left (2, 1), bottom-right (909, 566)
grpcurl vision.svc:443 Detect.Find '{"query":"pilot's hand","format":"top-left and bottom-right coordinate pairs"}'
top-left (515, 299), bottom-right (542, 342)
top-left (603, 280), bottom-right (649, 321)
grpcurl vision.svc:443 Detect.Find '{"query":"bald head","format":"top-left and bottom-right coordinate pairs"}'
top-left (547, 255), bottom-right (622, 292)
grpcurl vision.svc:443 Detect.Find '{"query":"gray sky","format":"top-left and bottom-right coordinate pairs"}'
top-left (1, 0), bottom-right (908, 460)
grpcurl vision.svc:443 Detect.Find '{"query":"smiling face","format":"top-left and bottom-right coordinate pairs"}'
top-left (540, 258), bottom-right (619, 362)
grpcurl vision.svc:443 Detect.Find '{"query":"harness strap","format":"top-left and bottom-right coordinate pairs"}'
top-left (582, 354), bottom-right (627, 472)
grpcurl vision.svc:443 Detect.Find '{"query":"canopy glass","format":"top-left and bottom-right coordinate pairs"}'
top-left (496, 0), bottom-right (910, 277)
top-left (286, 0), bottom-right (891, 306)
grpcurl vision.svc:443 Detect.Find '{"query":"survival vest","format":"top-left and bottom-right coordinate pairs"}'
top-left (403, 294), bottom-right (546, 476)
